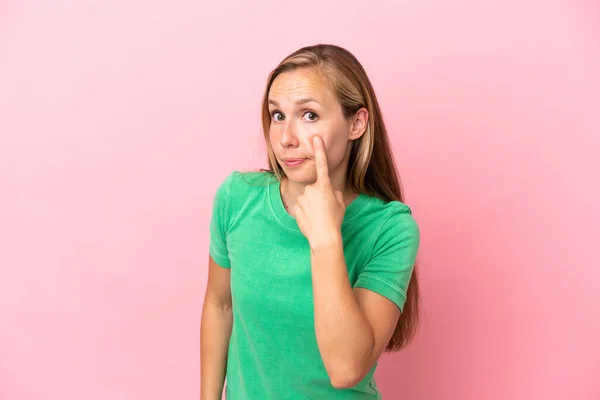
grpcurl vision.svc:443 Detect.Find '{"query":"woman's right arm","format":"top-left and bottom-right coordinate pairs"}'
top-left (200, 255), bottom-right (233, 400)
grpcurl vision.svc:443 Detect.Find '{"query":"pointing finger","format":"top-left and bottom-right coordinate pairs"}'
top-left (313, 136), bottom-right (330, 186)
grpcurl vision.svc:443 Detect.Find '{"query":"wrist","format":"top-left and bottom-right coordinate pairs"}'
top-left (309, 231), bottom-right (343, 254)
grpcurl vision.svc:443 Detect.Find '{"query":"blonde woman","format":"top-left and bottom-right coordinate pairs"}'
top-left (201, 44), bottom-right (421, 400)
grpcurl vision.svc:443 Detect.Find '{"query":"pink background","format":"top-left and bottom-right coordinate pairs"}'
top-left (1, 0), bottom-right (599, 399)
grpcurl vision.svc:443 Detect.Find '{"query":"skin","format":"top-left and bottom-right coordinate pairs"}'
top-left (201, 256), bottom-right (232, 400)
top-left (200, 68), bottom-right (401, 398)
top-left (267, 67), bottom-right (365, 208)
top-left (289, 136), bottom-right (400, 388)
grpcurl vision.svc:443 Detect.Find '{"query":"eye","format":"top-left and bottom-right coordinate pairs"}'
top-left (271, 111), bottom-right (284, 122)
top-left (303, 111), bottom-right (318, 121)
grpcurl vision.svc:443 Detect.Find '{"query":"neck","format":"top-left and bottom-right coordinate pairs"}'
top-left (280, 175), bottom-right (358, 213)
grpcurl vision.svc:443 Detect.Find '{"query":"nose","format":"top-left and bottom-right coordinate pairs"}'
top-left (280, 120), bottom-right (299, 148)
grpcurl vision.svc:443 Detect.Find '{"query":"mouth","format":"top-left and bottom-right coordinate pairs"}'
top-left (282, 158), bottom-right (307, 168)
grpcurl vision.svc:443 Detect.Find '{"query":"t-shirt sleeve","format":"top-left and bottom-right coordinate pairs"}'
top-left (208, 172), bottom-right (235, 268)
top-left (353, 204), bottom-right (420, 313)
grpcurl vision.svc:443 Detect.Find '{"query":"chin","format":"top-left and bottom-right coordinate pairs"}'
top-left (281, 167), bottom-right (316, 185)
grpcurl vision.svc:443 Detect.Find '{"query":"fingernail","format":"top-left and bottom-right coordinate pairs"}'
top-left (313, 136), bottom-right (319, 145)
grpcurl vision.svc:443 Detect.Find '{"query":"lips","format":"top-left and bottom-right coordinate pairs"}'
top-left (283, 158), bottom-right (307, 167)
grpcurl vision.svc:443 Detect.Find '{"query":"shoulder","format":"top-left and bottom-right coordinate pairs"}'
top-left (384, 201), bottom-right (417, 228)
top-left (367, 197), bottom-right (417, 226)
top-left (216, 170), bottom-right (275, 191)
top-left (213, 170), bottom-right (276, 206)
top-left (367, 198), bottom-right (420, 243)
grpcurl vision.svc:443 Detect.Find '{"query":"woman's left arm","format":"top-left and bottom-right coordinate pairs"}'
top-left (293, 137), bottom-right (403, 389)
top-left (310, 237), bottom-right (400, 389)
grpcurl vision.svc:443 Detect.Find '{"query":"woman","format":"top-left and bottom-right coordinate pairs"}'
top-left (201, 44), bottom-right (421, 399)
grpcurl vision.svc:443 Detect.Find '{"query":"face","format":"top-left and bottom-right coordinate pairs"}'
top-left (267, 68), bottom-right (365, 186)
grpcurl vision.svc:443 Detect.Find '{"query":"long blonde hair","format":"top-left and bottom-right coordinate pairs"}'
top-left (260, 44), bottom-right (420, 351)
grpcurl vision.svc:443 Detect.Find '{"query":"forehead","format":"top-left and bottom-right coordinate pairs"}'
top-left (268, 68), bottom-right (336, 106)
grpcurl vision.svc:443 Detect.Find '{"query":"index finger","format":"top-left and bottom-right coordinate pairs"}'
top-left (313, 136), bottom-right (330, 185)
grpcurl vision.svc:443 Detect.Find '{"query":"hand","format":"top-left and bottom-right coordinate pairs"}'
top-left (292, 136), bottom-right (346, 250)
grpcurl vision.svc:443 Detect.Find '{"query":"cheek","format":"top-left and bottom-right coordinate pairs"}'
top-left (296, 123), bottom-right (319, 142)
top-left (317, 128), bottom-right (350, 162)
top-left (298, 132), bottom-right (315, 153)
top-left (268, 127), bottom-right (281, 147)
top-left (300, 123), bottom-right (339, 154)
top-left (323, 140), bottom-right (348, 166)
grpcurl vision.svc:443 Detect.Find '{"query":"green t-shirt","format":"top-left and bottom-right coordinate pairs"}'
top-left (208, 171), bottom-right (420, 400)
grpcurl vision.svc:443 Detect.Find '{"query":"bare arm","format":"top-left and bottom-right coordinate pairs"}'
top-left (290, 137), bottom-right (402, 389)
top-left (200, 255), bottom-right (233, 400)
top-left (311, 236), bottom-right (401, 389)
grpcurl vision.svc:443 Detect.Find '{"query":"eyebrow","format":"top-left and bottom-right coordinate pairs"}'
top-left (268, 98), bottom-right (321, 107)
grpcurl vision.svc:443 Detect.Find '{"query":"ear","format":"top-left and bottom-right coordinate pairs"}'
top-left (349, 107), bottom-right (369, 141)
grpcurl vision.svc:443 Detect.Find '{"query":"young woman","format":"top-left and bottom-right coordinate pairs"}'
top-left (201, 44), bottom-right (421, 400)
